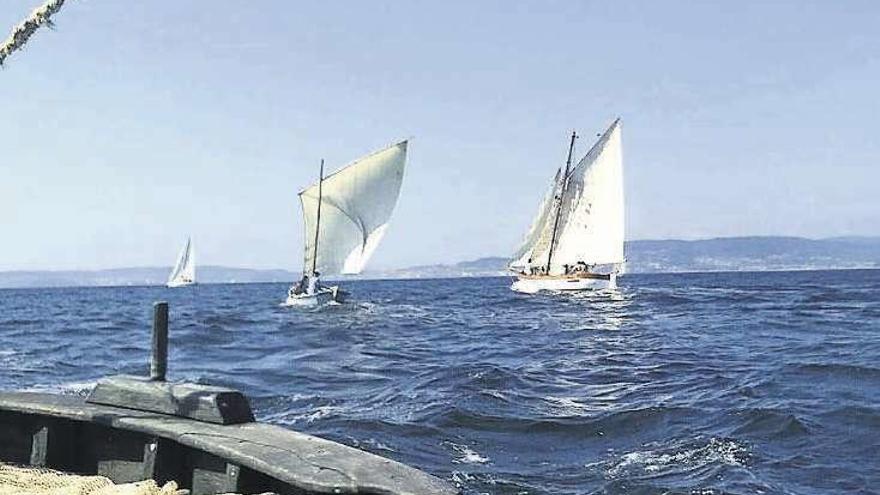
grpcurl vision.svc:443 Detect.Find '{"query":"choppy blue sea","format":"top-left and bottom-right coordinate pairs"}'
top-left (1, 270), bottom-right (879, 494)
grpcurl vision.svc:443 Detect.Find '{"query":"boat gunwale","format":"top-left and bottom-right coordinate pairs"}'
top-left (0, 391), bottom-right (456, 495)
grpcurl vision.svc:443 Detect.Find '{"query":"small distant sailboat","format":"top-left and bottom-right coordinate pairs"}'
top-left (509, 119), bottom-right (625, 293)
top-left (166, 237), bottom-right (196, 288)
top-left (285, 141), bottom-right (409, 306)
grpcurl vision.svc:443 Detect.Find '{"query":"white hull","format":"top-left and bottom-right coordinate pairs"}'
top-left (511, 273), bottom-right (617, 294)
top-left (508, 121), bottom-right (625, 296)
top-left (283, 286), bottom-right (344, 307)
top-left (166, 280), bottom-right (195, 288)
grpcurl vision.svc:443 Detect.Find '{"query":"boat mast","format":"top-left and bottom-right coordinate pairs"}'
top-left (311, 159), bottom-right (325, 277)
top-left (545, 131), bottom-right (577, 273)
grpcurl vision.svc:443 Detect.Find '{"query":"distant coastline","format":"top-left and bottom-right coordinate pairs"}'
top-left (1, 236), bottom-right (877, 289)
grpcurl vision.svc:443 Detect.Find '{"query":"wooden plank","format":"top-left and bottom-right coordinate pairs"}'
top-left (88, 426), bottom-right (153, 483)
top-left (224, 463), bottom-right (242, 493)
top-left (190, 453), bottom-right (243, 495)
top-left (0, 392), bottom-right (457, 495)
top-left (0, 411), bottom-right (43, 465)
top-left (142, 438), bottom-right (158, 481)
top-left (86, 375), bottom-right (254, 425)
top-left (30, 425), bottom-right (49, 466)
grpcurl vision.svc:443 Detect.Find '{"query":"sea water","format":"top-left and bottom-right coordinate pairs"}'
top-left (1, 270), bottom-right (878, 494)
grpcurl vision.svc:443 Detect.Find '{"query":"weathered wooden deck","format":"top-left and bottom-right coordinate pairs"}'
top-left (0, 391), bottom-right (456, 495)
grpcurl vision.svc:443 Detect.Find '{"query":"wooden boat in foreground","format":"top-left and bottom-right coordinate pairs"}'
top-left (0, 303), bottom-right (456, 495)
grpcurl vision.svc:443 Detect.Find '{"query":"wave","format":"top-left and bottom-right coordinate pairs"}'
top-left (819, 405), bottom-right (880, 428)
top-left (603, 437), bottom-right (750, 479)
top-left (731, 408), bottom-right (812, 439)
top-left (3, 273), bottom-right (879, 495)
top-left (444, 441), bottom-right (490, 465)
top-left (435, 405), bottom-right (697, 439)
top-left (786, 362), bottom-right (880, 380)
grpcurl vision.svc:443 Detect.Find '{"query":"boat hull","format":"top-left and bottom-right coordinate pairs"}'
top-left (511, 273), bottom-right (616, 293)
top-left (0, 391), bottom-right (455, 495)
top-left (283, 286), bottom-right (345, 307)
top-left (166, 280), bottom-right (195, 288)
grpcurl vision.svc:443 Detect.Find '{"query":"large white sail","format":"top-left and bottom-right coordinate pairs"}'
top-left (509, 168), bottom-right (561, 270)
top-left (551, 119), bottom-right (625, 272)
top-left (167, 237), bottom-right (195, 286)
top-left (300, 141), bottom-right (408, 276)
top-left (509, 119), bottom-right (624, 275)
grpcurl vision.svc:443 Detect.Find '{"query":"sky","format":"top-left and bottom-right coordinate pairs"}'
top-left (2, 1), bottom-right (879, 271)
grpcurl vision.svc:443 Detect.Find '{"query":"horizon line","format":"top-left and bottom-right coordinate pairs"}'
top-left (1, 234), bottom-right (878, 274)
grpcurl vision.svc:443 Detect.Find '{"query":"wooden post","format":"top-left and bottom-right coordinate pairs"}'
top-left (150, 302), bottom-right (169, 382)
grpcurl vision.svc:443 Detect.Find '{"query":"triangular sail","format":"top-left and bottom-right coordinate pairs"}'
top-left (509, 119), bottom-right (625, 275)
top-left (167, 237), bottom-right (195, 285)
top-left (509, 168), bottom-right (561, 270)
top-left (300, 141), bottom-right (408, 276)
top-left (551, 119), bottom-right (625, 272)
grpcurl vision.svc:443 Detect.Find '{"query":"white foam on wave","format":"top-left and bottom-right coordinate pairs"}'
top-left (446, 441), bottom-right (490, 465)
top-left (257, 393), bottom-right (317, 424)
top-left (544, 396), bottom-right (595, 415)
top-left (481, 389), bottom-right (508, 401)
top-left (604, 437), bottom-right (748, 478)
top-left (0, 348), bottom-right (36, 370)
top-left (289, 404), bottom-right (348, 425)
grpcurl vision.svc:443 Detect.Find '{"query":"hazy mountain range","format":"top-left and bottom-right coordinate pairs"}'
top-left (1, 236), bottom-right (877, 289)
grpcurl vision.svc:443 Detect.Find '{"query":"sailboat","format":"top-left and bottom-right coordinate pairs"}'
top-left (166, 237), bottom-right (196, 288)
top-left (285, 140), bottom-right (409, 306)
top-left (509, 119), bottom-right (625, 293)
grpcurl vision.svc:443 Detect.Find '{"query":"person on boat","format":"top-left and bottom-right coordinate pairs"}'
top-left (289, 271), bottom-right (322, 297)
top-left (307, 272), bottom-right (320, 294)
top-left (289, 275), bottom-right (307, 296)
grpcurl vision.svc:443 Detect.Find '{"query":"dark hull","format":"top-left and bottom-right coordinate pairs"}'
top-left (0, 391), bottom-right (455, 495)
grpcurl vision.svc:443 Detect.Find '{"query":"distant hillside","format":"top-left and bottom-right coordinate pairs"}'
top-left (364, 236), bottom-right (880, 278)
top-left (1, 237), bottom-right (877, 288)
top-left (625, 236), bottom-right (880, 273)
top-left (362, 257), bottom-right (510, 280)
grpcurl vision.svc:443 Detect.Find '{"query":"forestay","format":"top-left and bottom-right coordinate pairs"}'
top-left (300, 141), bottom-right (408, 275)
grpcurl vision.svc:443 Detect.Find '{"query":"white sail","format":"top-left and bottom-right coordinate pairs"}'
top-left (509, 168), bottom-right (561, 270)
top-left (300, 141), bottom-right (408, 276)
top-left (167, 237), bottom-right (195, 286)
top-left (551, 119), bottom-right (625, 272)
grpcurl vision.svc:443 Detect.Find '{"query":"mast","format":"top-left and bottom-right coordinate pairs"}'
top-left (545, 131), bottom-right (577, 273)
top-left (311, 159), bottom-right (325, 276)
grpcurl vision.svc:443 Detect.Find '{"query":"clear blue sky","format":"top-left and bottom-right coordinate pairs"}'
top-left (2, 1), bottom-right (878, 271)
